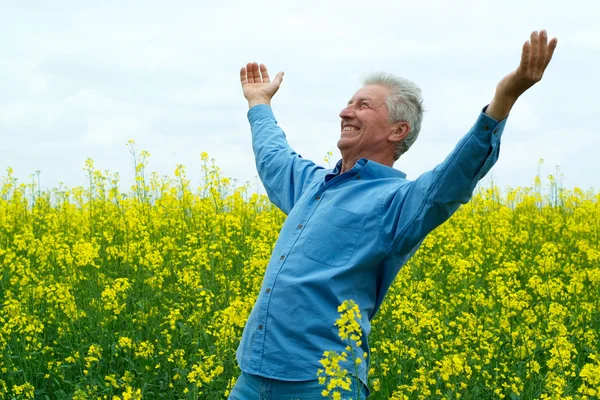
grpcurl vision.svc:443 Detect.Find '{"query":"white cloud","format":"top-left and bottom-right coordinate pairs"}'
top-left (1, 0), bottom-right (598, 194)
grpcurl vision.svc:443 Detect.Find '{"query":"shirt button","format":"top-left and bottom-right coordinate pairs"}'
top-left (280, 255), bottom-right (285, 260)
top-left (258, 324), bottom-right (263, 330)
top-left (297, 224), bottom-right (303, 229)
top-left (356, 174), bottom-right (361, 180)
top-left (266, 288), bottom-right (271, 294)
top-left (315, 195), bottom-right (321, 200)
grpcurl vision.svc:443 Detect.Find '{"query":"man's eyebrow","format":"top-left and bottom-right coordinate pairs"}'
top-left (347, 96), bottom-right (372, 105)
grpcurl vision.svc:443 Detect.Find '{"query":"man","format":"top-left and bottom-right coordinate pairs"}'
top-left (230, 30), bottom-right (557, 399)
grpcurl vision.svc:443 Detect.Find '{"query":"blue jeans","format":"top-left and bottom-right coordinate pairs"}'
top-left (228, 372), bottom-right (368, 400)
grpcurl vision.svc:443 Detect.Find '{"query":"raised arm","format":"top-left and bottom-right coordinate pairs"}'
top-left (383, 29), bottom-right (558, 254)
top-left (240, 62), bottom-right (322, 214)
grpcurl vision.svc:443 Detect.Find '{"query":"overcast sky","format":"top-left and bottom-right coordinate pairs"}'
top-left (1, 0), bottom-right (599, 197)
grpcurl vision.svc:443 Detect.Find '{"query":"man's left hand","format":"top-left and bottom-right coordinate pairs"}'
top-left (486, 29), bottom-right (558, 121)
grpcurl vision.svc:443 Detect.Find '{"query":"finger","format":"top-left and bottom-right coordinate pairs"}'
top-left (273, 71), bottom-right (284, 87)
top-left (246, 62), bottom-right (255, 83)
top-left (530, 31), bottom-right (540, 71)
top-left (538, 29), bottom-right (548, 70)
top-left (519, 40), bottom-right (530, 73)
top-left (240, 67), bottom-right (248, 85)
top-left (260, 64), bottom-right (271, 83)
top-left (544, 37), bottom-right (558, 69)
top-left (252, 62), bottom-right (261, 83)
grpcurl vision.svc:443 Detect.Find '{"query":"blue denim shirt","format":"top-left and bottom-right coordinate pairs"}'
top-left (236, 104), bottom-right (507, 394)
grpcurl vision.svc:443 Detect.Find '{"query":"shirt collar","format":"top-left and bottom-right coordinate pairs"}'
top-left (325, 158), bottom-right (407, 181)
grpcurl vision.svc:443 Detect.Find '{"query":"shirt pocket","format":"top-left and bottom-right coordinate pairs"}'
top-left (303, 206), bottom-right (366, 267)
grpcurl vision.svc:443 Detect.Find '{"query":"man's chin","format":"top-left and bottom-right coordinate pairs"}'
top-left (337, 138), bottom-right (351, 150)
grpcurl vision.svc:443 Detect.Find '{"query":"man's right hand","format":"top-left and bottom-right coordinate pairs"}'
top-left (240, 62), bottom-right (284, 109)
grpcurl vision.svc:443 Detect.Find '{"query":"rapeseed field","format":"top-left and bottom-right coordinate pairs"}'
top-left (1, 148), bottom-right (599, 399)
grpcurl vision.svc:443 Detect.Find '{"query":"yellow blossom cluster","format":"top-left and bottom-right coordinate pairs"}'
top-left (336, 300), bottom-right (363, 345)
top-left (101, 278), bottom-right (132, 316)
top-left (318, 350), bottom-right (352, 399)
top-left (319, 300), bottom-right (368, 400)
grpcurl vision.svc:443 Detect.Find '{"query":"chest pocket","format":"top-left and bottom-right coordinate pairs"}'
top-left (303, 206), bottom-right (366, 267)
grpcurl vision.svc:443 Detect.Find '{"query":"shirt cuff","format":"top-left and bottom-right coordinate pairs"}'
top-left (474, 105), bottom-right (508, 142)
top-left (248, 104), bottom-right (277, 125)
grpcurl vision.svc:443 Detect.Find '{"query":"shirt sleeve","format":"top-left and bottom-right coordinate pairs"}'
top-left (382, 105), bottom-right (507, 255)
top-left (248, 104), bottom-right (324, 215)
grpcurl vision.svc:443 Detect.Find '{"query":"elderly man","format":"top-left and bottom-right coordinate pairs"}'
top-left (229, 30), bottom-right (557, 399)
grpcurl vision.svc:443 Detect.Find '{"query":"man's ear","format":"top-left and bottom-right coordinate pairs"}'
top-left (389, 122), bottom-right (411, 143)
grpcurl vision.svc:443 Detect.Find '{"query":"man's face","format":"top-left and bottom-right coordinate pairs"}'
top-left (337, 85), bottom-right (397, 156)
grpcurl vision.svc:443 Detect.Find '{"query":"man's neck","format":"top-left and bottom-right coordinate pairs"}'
top-left (340, 154), bottom-right (394, 174)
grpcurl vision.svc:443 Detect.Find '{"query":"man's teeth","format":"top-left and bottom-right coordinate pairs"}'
top-left (343, 127), bottom-right (359, 131)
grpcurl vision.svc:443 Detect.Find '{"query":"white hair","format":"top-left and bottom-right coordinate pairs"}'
top-left (363, 72), bottom-right (424, 160)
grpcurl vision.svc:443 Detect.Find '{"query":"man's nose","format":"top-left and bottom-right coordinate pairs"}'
top-left (339, 106), bottom-right (355, 119)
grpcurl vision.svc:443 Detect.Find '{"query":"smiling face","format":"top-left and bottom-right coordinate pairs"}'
top-left (337, 84), bottom-right (405, 163)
